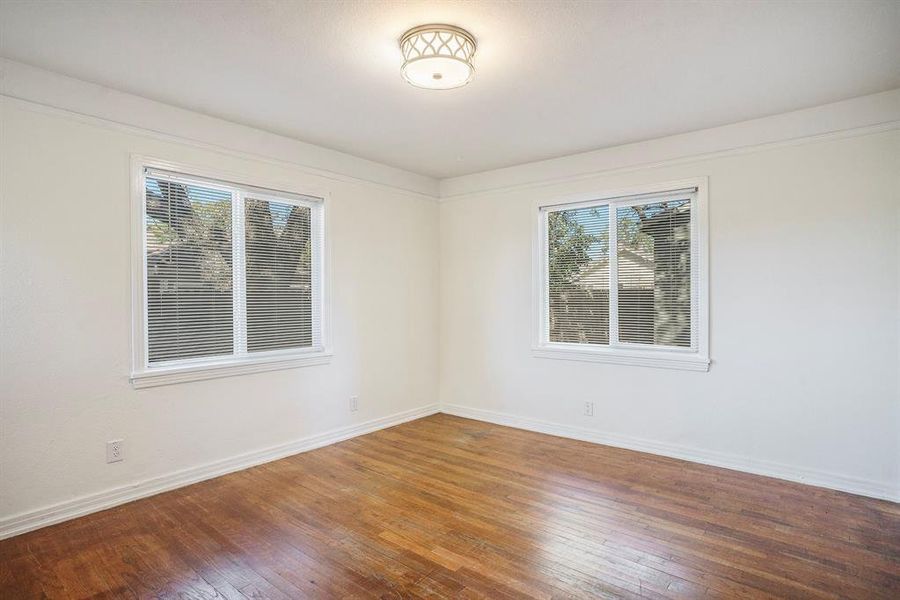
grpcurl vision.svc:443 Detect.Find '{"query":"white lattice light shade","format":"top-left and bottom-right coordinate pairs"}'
top-left (399, 24), bottom-right (476, 90)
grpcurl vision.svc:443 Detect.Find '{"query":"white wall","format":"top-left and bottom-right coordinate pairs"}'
top-left (439, 128), bottom-right (900, 500)
top-left (0, 98), bottom-right (440, 531)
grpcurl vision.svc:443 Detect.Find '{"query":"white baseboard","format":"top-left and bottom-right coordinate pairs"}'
top-left (0, 403), bottom-right (440, 540)
top-left (4, 401), bottom-right (895, 540)
top-left (441, 403), bottom-right (899, 503)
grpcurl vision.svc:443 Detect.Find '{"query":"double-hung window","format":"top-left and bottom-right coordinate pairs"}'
top-left (131, 162), bottom-right (329, 387)
top-left (534, 179), bottom-right (708, 370)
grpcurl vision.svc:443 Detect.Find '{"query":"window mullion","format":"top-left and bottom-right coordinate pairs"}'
top-left (608, 203), bottom-right (620, 347)
top-left (232, 191), bottom-right (248, 356)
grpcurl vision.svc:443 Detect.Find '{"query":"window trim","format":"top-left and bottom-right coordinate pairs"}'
top-left (532, 177), bottom-right (709, 371)
top-left (130, 156), bottom-right (332, 388)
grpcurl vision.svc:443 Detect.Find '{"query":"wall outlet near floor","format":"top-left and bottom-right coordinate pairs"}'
top-left (106, 439), bottom-right (124, 463)
top-left (349, 396), bottom-right (359, 412)
top-left (584, 401), bottom-right (594, 417)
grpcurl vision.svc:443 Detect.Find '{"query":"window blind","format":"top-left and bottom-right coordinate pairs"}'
top-left (547, 205), bottom-right (610, 344)
top-left (143, 168), bottom-right (323, 368)
top-left (616, 199), bottom-right (692, 347)
top-left (543, 188), bottom-right (697, 352)
top-left (245, 197), bottom-right (316, 352)
top-left (145, 176), bottom-right (234, 363)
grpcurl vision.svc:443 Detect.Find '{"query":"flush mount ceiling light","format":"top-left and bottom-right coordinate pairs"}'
top-left (399, 24), bottom-right (476, 90)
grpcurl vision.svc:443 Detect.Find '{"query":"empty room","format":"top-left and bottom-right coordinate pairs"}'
top-left (1, 0), bottom-right (898, 598)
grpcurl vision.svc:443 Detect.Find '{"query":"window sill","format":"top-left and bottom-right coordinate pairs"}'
top-left (532, 344), bottom-right (709, 372)
top-left (131, 352), bottom-right (333, 389)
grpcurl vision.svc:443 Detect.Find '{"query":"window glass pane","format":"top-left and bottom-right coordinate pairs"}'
top-left (547, 205), bottom-right (610, 344)
top-left (616, 199), bottom-right (691, 347)
top-left (145, 177), bottom-right (233, 363)
top-left (245, 198), bottom-right (313, 352)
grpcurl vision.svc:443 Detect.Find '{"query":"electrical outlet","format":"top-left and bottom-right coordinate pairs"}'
top-left (349, 396), bottom-right (359, 412)
top-left (584, 401), bottom-right (594, 417)
top-left (106, 439), bottom-right (124, 463)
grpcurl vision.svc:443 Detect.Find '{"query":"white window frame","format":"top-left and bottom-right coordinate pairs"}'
top-left (532, 177), bottom-right (709, 371)
top-left (130, 156), bottom-right (332, 388)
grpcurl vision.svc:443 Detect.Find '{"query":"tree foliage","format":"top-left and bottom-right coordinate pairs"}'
top-left (547, 209), bottom-right (603, 289)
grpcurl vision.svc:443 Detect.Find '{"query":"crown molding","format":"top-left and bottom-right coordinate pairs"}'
top-left (0, 58), bottom-right (440, 199)
top-left (439, 89), bottom-right (900, 200)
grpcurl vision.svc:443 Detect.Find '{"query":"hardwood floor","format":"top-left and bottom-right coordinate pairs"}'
top-left (1, 414), bottom-right (898, 599)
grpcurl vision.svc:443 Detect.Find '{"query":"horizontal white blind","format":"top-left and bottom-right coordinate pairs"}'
top-left (145, 175), bottom-right (234, 363)
top-left (543, 187), bottom-right (697, 352)
top-left (547, 205), bottom-right (610, 344)
top-left (143, 168), bottom-right (324, 368)
top-left (616, 197), bottom-right (693, 347)
top-left (245, 196), bottom-right (319, 352)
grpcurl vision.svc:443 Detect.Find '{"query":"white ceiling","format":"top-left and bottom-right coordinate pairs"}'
top-left (2, 1), bottom-right (898, 179)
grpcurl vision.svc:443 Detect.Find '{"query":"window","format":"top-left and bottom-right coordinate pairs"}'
top-left (534, 180), bottom-right (708, 371)
top-left (132, 162), bottom-right (329, 387)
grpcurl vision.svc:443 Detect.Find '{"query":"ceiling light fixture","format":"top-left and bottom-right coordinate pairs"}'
top-left (399, 24), bottom-right (476, 90)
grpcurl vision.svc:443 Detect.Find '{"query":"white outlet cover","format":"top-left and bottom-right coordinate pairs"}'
top-left (106, 439), bottom-right (124, 463)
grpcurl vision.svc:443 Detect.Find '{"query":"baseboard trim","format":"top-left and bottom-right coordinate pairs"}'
top-left (441, 404), bottom-right (899, 503)
top-left (0, 403), bottom-right (440, 540)
top-left (4, 401), bottom-right (894, 540)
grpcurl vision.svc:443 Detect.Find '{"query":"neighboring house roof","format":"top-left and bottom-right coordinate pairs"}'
top-left (576, 246), bottom-right (654, 290)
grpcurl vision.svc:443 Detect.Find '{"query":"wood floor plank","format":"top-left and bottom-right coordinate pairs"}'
top-left (1, 414), bottom-right (897, 599)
